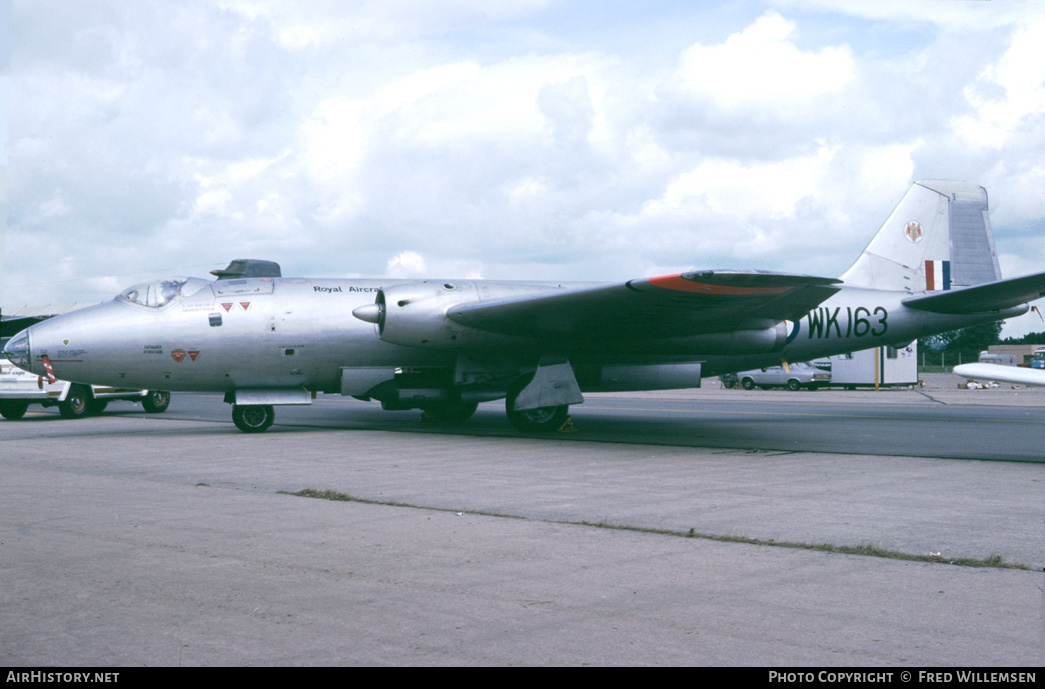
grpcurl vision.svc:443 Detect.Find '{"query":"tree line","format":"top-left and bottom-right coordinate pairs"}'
top-left (917, 321), bottom-right (1045, 367)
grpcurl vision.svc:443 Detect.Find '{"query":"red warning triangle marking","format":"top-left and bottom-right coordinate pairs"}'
top-left (171, 350), bottom-right (186, 363)
top-left (221, 303), bottom-right (234, 312)
top-left (240, 302), bottom-right (251, 311)
top-left (187, 350), bottom-right (200, 361)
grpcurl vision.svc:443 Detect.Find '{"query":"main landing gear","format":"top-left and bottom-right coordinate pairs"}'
top-left (504, 378), bottom-right (570, 432)
top-left (232, 404), bottom-right (275, 433)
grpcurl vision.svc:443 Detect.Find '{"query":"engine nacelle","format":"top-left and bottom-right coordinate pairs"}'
top-left (384, 282), bottom-right (475, 348)
top-left (354, 281), bottom-right (553, 350)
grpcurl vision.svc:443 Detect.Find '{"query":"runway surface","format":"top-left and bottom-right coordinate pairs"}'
top-left (2, 377), bottom-right (1043, 665)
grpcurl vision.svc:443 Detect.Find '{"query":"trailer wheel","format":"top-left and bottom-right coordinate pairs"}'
top-left (0, 401), bottom-right (30, 420)
top-left (142, 391), bottom-right (171, 413)
top-left (58, 385), bottom-right (91, 419)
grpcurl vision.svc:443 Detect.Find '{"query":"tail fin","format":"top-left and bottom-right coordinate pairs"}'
top-left (840, 180), bottom-right (1002, 292)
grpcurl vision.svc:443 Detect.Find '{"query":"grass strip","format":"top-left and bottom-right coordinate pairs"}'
top-left (285, 488), bottom-right (1029, 570)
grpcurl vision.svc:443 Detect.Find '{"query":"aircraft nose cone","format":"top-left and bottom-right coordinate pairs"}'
top-left (1, 329), bottom-right (31, 372)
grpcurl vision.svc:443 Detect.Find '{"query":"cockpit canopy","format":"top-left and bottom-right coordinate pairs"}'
top-left (117, 277), bottom-right (210, 308)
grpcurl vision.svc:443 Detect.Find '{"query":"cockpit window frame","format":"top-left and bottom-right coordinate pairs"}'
top-left (116, 277), bottom-right (211, 309)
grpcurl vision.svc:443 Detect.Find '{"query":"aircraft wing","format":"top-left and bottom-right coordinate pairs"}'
top-left (902, 271), bottom-right (1045, 314)
top-left (446, 270), bottom-right (841, 342)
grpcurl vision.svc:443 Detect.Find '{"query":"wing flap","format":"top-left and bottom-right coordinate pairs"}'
top-left (902, 271), bottom-right (1045, 314)
top-left (447, 270), bottom-right (841, 342)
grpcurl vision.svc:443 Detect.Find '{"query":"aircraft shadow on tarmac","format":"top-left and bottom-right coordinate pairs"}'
top-left (5, 394), bottom-right (1041, 463)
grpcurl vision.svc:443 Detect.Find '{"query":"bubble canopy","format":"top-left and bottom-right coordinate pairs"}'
top-left (117, 277), bottom-right (211, 308)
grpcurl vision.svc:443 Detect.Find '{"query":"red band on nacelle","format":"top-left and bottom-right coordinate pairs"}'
top-left (648, 274), bottom-right (793, 295)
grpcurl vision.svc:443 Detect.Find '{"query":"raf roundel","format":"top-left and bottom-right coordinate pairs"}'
top-left (904, 220), bottom-right (923, 243)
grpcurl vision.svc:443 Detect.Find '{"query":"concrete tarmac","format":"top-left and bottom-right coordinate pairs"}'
top-left (1, 381), bottom-right (1044, 666)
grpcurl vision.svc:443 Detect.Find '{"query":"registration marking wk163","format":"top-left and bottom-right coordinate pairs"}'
top-left (805, 306), bottom-right (888, 339)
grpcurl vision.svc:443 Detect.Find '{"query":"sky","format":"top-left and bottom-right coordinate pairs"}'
top-left (3, 0), bottom-right (1045, 337)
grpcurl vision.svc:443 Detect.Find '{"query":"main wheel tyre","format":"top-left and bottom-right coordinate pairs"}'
top-left (741, 378), bottom-right (755, 390)
top-left (0, 401), bottom-right (30, 420)
top-left (787, 379), bottom-right (801, 391)
top-left (505, 378), bottom-right (569, 433)
top-left (142, 390), bottom-right (171, 413)
top-left (232, 404), bottom-right (275, 433)
top-left (58, 385), bottom-right (91, 419)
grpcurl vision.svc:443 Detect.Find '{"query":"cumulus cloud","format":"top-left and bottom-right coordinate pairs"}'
top-left (5, 0), bottom-right (1045, 342)
top-left (952, 21), bottom-right (1045, 148)
top-left (671, 12), bottom-right (854, 114)
top-left (386, 250), bottom-right (427, 278)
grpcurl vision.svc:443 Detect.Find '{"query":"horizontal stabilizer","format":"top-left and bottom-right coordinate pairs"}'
top-left (902, 271), bottom-right (1045, 314)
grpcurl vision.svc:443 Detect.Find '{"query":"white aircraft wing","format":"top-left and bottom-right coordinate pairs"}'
top-left (447, 270), bottom-right (841, 342)
top-left (953, 363), bottom-right (1045, 388)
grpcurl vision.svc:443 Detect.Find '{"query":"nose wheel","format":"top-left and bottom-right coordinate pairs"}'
top-left (232, 404), bottom-right (275, 433)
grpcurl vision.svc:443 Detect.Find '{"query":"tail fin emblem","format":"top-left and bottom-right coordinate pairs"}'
top-left (904, 221), bottom-right (923, 243)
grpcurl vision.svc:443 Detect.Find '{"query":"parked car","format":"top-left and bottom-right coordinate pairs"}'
top-left (733, 362), bottom-right (831, 391)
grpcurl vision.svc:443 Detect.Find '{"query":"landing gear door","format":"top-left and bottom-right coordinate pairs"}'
top-left (513, 358), bottom-right (584, 411)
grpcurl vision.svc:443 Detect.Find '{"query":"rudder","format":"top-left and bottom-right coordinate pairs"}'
top-left (840, 180), bottom-right (1001, 292)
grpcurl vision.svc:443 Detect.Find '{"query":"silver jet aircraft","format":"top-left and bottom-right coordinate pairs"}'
top-left (5, 180), bottom-right (1045, 432)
